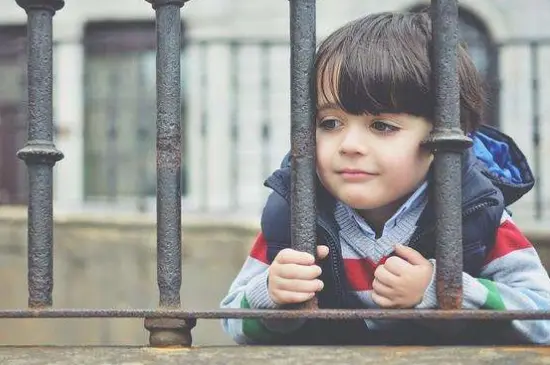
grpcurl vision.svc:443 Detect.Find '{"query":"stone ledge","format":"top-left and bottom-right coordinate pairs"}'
top-left (0, 206), bottom-right (261, 231)
top-left (1, 206), bottom-right (548, 245)
top-left (1, 346), bottom-right (549, 364)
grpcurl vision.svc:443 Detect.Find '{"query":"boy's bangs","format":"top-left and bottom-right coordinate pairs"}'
top-left (316, 27), bottom-right (433, 118)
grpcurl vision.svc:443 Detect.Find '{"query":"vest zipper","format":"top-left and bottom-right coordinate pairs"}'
top-left (462, 201), bottom-right (494, 217)
top-left (409, 199), bottom-right (497, 247)
top-left (318, 219), bottom-right (346, 307)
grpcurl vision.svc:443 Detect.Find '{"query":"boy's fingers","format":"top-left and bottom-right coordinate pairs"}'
top-left (273, 277), bottom-right (324, 293)
top-left (394, 244), bottom-right (428, 266)
top-left (373, 265), bottom-right (398, 286)
top-left (277, 263), bottom-right (322, 280)
top-left (276, 248), bottom-right (315, 265)
top-left (316, 245), bottom-right (329, 260)
top-left (273, 290), bottom-right (316, 305)
top-left (383, 256), bottom-right (409, 276)
top-left (372, 278), bottom-right (394, 297)
top-left (371, 292), bottom-right (395, 309)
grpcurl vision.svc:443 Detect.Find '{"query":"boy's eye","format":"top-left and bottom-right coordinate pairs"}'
top-left (371, 120), bottom-right (399, 133)
top-left (318, 119), bottom-right (341, 130)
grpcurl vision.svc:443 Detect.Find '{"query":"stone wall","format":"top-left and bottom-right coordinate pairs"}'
top-left (0, 206), bottom-right (548, 347)
top-left (0, 207), bottom-right (258, 346)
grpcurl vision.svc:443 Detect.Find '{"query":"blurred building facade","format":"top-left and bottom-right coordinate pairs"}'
top-left (0, 0), bottom-right (549, 223)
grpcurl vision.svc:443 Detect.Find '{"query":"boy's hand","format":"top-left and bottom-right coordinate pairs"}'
top-left (268, 245), bottom-right (329, 305)
top-left (372, 244), bottom-right (433, 309)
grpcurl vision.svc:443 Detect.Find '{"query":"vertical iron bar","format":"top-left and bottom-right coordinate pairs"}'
top-left (154, 0), bottom-right (182, 312)
top-left (229, 42), bottom-right (239, 209)
top-left (106, 70), bottom-right (119, 201)
top-left (530, 43), bottom-right (542, 220)
top-left (144, 0), bottom-right (195, 347)
top-left (260, 42), bottom-right (272, 180)
top-left (427, 0), bottom-right (472, 310)
top-left (199, 41), bottom-right (208, 211)
top-left (289, 0), bottom-right (317, 279)
top-left (15, 0), bottom-right (64, 309)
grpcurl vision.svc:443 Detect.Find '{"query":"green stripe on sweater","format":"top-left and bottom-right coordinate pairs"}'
top-left (241, 296), bottom-right (277, 342)
top-left (478, 278), bottom-right (506, 310)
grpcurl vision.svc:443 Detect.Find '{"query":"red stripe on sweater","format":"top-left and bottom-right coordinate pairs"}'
top-left (484, 220), bottom-right (533, 265)
top-left (249, 233), bottom-right (269, 264)
top-left (344, 257), bottom-right (383, 291)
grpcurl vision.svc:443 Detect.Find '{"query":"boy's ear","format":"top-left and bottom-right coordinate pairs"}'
top-left (419, 139), bottom-right (435, 161)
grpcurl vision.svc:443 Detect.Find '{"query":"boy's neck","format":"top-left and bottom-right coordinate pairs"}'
top-left (357, 194), bottom-right (411, 237)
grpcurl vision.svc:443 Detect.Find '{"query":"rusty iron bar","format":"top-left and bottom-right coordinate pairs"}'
top-left (15, 0), bottom-right (64, 309)
top-left (424, 0), bottom-right (473, 310)
top-left (289, 0), bottom-right (316, 256)
top-left (144, 0), bottom-right (195, 348)
top-left (289, 0), bottom-right (317, 310)
top-left (0, 308), bottom-right (549, 320)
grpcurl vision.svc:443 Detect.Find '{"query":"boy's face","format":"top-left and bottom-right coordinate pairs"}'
top-left (315, 99), bottom-right (433, 220)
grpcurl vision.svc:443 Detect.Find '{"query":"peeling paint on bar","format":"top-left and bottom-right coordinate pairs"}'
top-left (424, 0), bottom-right (473, 310)
top-left (0, 308), bottom-right (548, 321)
top-left (145, 0), bottom-right (195, 348)
top-left (289, 0), bottom-right (317, 310)
top-left (15, 0), bottom-right (65, 309)
top-left (289, 0), bottom-right (317, 258)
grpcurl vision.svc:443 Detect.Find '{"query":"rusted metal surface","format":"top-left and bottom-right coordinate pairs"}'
top-left (14, 0), bottom-right (64, 309)
top-left (1, 346), bottom-right (550, 365)
top-left (145, 0), bottom-right (193, 347)
top-left (289, 0), bottom-right (317, 259)
top-left (423, 0), bottom-right (473, 309)
top-left (144, 318), bottom-right (196, 347)
top-left (0, 308), bottom-right (549, 320)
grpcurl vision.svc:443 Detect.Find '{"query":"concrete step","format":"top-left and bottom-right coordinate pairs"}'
top-left (1, 345), bottom-right (549, 365)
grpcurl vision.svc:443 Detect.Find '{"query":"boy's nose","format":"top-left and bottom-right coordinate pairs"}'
top-left (340, 130), bottom-right (368, 155)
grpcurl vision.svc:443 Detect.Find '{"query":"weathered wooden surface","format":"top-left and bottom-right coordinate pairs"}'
top-left (1, 346), bottom-right (550, 365)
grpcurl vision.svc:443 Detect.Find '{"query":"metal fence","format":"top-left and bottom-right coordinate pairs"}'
top-left (2, 0), bottom-right (550, 349)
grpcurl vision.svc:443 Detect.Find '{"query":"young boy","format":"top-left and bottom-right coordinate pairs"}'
top-left (220, 11), bottom-right (550, 345)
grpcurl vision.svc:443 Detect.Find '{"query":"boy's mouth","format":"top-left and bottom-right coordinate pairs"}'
top-left (337, 168), bottom-right (378, 181)
top-left (338, 168), bottom-right (376, 174)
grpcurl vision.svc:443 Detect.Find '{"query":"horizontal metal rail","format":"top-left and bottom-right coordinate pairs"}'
top-left (0, 309), bottom-right (549, 320)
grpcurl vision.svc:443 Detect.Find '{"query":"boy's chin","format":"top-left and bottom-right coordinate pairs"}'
top-left (339, 196), bottom-right (393, 211)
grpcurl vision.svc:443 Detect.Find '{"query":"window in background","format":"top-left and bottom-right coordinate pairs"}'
top-left (0, 26), bottom-right (28, 205)
top-left (83, 21), bottom-right (187, 210)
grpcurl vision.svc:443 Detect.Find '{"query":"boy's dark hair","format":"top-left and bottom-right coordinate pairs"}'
top-left (314, 11), bottom-right (485, 133)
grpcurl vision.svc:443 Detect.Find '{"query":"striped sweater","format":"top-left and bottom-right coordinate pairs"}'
top-left (220, 208), bottom-right (550, 344)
